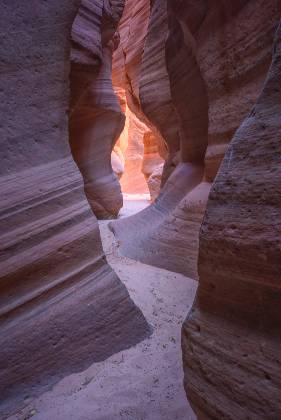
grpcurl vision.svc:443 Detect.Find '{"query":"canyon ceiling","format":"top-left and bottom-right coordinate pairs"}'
top-left (0, 0), bottom-right (281, 419)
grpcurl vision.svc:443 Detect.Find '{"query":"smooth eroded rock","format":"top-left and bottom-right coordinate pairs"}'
top-left (0, 1), bottom-right (150, 417)
top-left (182, 20), bottom-right (281, 419)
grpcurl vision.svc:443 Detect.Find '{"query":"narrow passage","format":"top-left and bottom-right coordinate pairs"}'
top-left (12, 196), bottom-right (197, 420)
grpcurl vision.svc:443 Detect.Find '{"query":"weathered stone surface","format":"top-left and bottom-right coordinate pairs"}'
top-left (112, 88), bottom-right (163, 197)
top-left (182, 21), bottom-right (281, 419)
top-left (0, 1), bottom-right (150, 417)
top-left (142, 132), bottom-right (164, 180)
top-left (186, 0), bottom-right (280, 181)
top-left (112, 0), bottom-right (150, 115)
top-left (143, 131), bottom-right (164, 200)
top-left (112, 145), bottom-right (125, 178)
top-left (112, 0), bottom-right (166, 167)
top-left (140, 0), bottom-right (182, 183)
top-left (119, 109), bottom-right (151, 195)
top-left (147, 164), bottom-right (164, 202)
top-left (166, 0), bottom-right (209, 165)
top-left (111, 0), bottom-right (207, 277)
top-left (2, 1), bottom-right (281, 418)
top-left (110, 163), bottom-right (205, 278)
top-left (120, 0), bottom-right (150, 106)
top-left (111, 0), bottom-right (280, 280)
top-left (0, 1), bottom-right (79, 175)
top-left (112, 87), bottom-right (128, 181)
top-left (69, 0), bottom-right (125, 219)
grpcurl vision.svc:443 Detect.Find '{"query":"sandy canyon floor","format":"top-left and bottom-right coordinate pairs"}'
top-left (10, 196), bottom-right (197, 420)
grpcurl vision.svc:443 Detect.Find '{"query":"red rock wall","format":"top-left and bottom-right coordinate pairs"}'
top-left (182, 20), bottom-right (281, 418)
top-left (0, 1), bottom-right (150, 417)
top-left (111, 0), bottom-right (205, 277)
top-left (119, 109), bottom-right (152, 195)
top-left (111, 0), bottom-right (280, 281)
top-left (139, 0), bottom-right (182, 182)
top-left (112, 0), bottom-right (167, 185)
top-left (112, 0), bottom-right (150, 116)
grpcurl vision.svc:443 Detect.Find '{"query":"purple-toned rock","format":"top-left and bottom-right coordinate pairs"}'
top-left (0, 1), bottom-right (150, 417)
top-left (182, 20), bottom-right (281, 419)
top-left (69, 0), bottom-right (125, 219)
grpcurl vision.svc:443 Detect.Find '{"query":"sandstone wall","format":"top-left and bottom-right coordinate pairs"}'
top-left (112, 0), bottom-right (167, 186)
top-left (111, 0), bottom-right (280, 280)
top-left (0, 1), bottom-right (79, 175)
top-left (119, 109), bottom-right (151, 195)
top-left (70, 0), bottom-right (126, 219)
top-left (0, 1), bottom-right (150, 417)
top-left (182, 20), bottom-right (281, 418)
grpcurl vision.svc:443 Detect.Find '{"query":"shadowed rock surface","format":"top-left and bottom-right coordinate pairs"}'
top-left (69, 0), bottom-right (125, 219)
top-left (0, 1), bottom-right (150, 417)
top-left (111, 0), bottom-right (205, 278)
top-left (1, 1), bottom-right (281, 419)
top-left (182, 20), bottom-right (281, 419)
top-left (139, 0), bottom-right (182, 183)
top-left (111, 0), bottom-right (280, 280)
top-left (6, 200), bottom-right (197, 420)
top-left (112, 0), bottom-right (167, 169)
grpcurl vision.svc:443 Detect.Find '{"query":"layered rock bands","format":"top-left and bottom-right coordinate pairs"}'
top-left (0, 1), bottom-right (150, 417)
top-left (110, 2), bottom-right (281, 417)
top-left (182, 20), bottom-right (281, 419)
top-left (111, 0), bottom-right (280, 280)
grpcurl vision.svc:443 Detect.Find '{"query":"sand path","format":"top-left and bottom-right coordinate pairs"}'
top-left (11, 197), bottom-right (197, 420)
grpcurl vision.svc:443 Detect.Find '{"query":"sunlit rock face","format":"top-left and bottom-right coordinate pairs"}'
top-left (142, 132), bottom-right (164, 201)
top-left (183, 21), bottom-right (281, 419)
top-left (111, 0), bottom-right (206, 277)
top-left (119, 109), bottom-right (150, 195)
top-left (111, 0), bottom-right (280, 280)
top-left (112, 0), bottom-right (166, 193)
top-left (147, 164), bottom-right (164, 202)
top-left (111, 104), bottom-right (164, 198)
top-left (112, 0), bottom-right (150, 118)
top-left (0, 1), bottom-right (150, 417)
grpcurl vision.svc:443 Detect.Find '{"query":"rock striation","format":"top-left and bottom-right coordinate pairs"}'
top-left (111, 0), bottom-right (280, 280)
top-left (112, 0), bottom-right (167, 171)
top-left (139, 0), bottom-right (182, 183)
top-left (70, 0), bottom-right (125, 219)
top-left (1, 1), bottom-right (281, 418)
top-left (119, 108), bottom-right (151, 195)
top-left (0, 1), bottom-right (150, 417)
top-left (182, 20), bottom-right (281, 419)
top-left (111, 0), bottom-right (206, 277)
top-left (142, 132), bottom-right (164, 200)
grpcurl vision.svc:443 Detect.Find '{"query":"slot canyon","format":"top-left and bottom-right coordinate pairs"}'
top-left (0, 0), bottom-right (280, 419)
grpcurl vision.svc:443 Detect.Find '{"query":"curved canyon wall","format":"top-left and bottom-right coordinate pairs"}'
top-left (1, 0), bottom-right (281, 418)
top-left (183, 21), bottom-right (281, 418)
top-left (70, 0), bottom-right (126, 219)
top-left (111, 0), bottom-right (280, 280)
top-left (0, 1), bottom-right (150, 417)
top-left (118, 109), bottom-right (151, 195)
